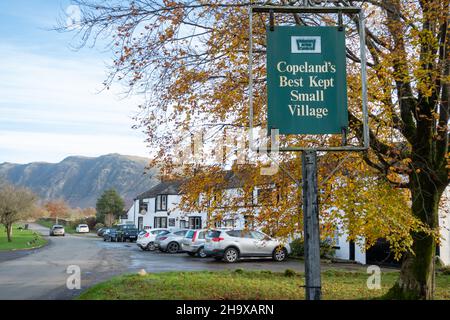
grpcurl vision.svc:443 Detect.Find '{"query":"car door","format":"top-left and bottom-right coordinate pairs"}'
top-left (235, 230), bottom-right (259, 256)
top-left (251, 231), bottom-right (275, 256)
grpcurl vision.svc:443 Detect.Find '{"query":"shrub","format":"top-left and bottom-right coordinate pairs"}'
top-left (284, 269), bottom-right (296, 277)
top-left (290, 238), bottom-right (304, 257)
top-left (289, 238), bottom-right (336, 259)
top-left (440, 266), bottom-right (450, 275)
top-left (94, 223), bottom-right (105, 231)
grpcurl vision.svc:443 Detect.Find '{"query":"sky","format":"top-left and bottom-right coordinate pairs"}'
top-left (0, 0), bottom-right (150, 164)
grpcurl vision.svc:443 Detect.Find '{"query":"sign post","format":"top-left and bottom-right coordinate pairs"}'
top-left (302, 150), bottom-right (321, 299)
top-left (249, 5), bottom-right (369, 301)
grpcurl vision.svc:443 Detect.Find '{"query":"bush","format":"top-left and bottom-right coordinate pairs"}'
top-left (284, 269), bottom-right (296, 277)
top-left (94, 223), bottom-right (105, 231)
top-left (440, 266), bottom-right (450, 275)
top-left (290, 238), bottom-right (304, 257)
top-left (289, 238), bottom-right (335, 259)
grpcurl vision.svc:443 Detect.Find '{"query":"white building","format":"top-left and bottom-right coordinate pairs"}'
top-left (123, 177), bottom-right (449, 266)
top-left (122, 180), bottom-right (208, 231)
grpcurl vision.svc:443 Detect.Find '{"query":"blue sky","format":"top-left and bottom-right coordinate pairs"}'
top-left (0, 0), bottom-right (149, 164)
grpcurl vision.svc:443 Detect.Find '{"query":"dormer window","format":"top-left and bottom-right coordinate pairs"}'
top-left (155, 194), bottom-right (168, 211)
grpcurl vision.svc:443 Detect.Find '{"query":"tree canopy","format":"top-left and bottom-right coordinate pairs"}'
top-left (65, 0), bottom-right (449, 299)
top-left (95, 189), bottom-right (125, 224)
top-left (0, 184), bottom-right (37, 242)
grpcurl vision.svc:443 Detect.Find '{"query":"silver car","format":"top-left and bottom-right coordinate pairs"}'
top-left (49, 225), bottom-right (65, 236)
top-left (155, 229), bottom-right (189, 253)
top-left (204, 229), bottom-right (291, 263)
top-left (181, 229), bottom-right (208, 258)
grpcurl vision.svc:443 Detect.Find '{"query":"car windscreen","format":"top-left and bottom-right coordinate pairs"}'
top-left (53, 226), bottom-right (64, 229)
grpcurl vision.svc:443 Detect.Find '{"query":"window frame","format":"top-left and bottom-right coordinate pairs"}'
top-left (155, 194), bottom-right (168, 212)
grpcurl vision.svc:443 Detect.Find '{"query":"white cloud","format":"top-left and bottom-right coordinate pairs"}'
top-left (0, 130), bottom-right (149, 164)
top-left (0, 44), bottom-right (149, 163)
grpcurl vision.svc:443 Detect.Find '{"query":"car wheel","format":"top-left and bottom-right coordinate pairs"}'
top-left (273, 247), bottom-right (288, 262)
top-left (223, 248), bottom-right (239, 263)
top-left (103, 238), bottom-right (106, 241)
top-left (167, 242), bottom-right (180, 254)
top-left (147, 242), bottom-right (156, 251)
top-left (197, 247), bottom-right (207, 258)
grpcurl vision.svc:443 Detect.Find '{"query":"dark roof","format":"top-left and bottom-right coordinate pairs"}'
top-left (135, 167), bottom-right (274, 200)
top-left (135, 180), bottom-right (183, 200)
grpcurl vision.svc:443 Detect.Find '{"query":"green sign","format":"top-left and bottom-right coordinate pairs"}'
top-left (267, 26), bottom-right (348, 135)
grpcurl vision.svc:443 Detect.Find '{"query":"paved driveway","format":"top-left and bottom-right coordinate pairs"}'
top-left (0, 224), bottom-right (380, 300)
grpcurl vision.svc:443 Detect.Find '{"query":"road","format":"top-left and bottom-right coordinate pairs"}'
top-left (0, 223), bottom-right (375, 300)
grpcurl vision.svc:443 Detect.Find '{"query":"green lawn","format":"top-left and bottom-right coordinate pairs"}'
top-left (77, 269), bottom-right (450, 300)
top-left (0, 224), bottom-right (47, 251)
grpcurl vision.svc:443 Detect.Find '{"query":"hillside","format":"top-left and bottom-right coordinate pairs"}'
top-left (0, 154), bottom-right (158, 208)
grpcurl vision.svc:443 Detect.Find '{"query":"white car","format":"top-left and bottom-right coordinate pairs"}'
top-left (76, 224), bottom-right (90, 233)
top-left (137, 228), bottom-right (170, 251)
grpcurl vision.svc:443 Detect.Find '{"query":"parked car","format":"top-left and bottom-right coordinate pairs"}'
top-left (49, 225), bottom-right (65, 236)
top-left (103, 228), bottom-right (119, 242)
top-left (97, 227), bottom-right (107, 237)
top-left (204, 229), bottom-right (291, 263)
top-left (155, 229), bottom-right (189, 253)
top-left (76, 224), bottom-right (90, 233)
top-left (137, 228), bottom-right (170, 251)
top-left (116, 224), bottom-right (139, 242)
top-left (181, 229), bottom-right (209, 258)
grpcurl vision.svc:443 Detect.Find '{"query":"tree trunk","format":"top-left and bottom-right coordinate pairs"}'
top-left (6, 223), bottom-right (13, 242)
top-left (388, 171), bottom-right (442, 299)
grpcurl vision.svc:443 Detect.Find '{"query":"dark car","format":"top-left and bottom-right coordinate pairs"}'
top-left (103, 228), bottom-right (119, 242)
top-left (117, 224), bottom-right (139, 242)
top-left (97, 227), bottom-right (107, 237)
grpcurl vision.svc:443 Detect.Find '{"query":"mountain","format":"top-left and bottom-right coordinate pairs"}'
top-left (0, 154), bottom-right (159, 208)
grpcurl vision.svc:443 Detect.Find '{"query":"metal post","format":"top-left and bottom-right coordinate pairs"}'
top-left (302, 150), bottom-right (321, 300)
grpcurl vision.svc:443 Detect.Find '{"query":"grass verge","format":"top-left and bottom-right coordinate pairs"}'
top-left (0, 224), bottom-right (47, 251)
top-left (77, 269), bottom-right (450, 300)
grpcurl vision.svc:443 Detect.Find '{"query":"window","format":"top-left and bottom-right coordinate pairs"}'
top-left (138, 217), bottom-right (143, 231)
top-left (250, 231), bottom-right (267, 240)
top-left (154, 217), bottom-right (167, 228)
top-left (155, 195), bottom-right (168, 211)
top-left (139, 200), bottom-right (147, 214)
top-left (226, 230), bottom-right (242, 238)
top-left (180, 220), bottom-right (188, 229)
top-left (207, 230), bottom-right (221, 238)
top-left (168, 218), bottom-right (175, 227)
top-left (257, 188), bottom-right (274, 206)
top-left (189, 216), bottom-right (202, 229)
top-left (197, 231), bottom-right (206, 240)
top-left (224, 219), bottom-right (235, 228)
top-left (175, 230), bottom-right (187, 236)
top-left (185, 230), bottom-right (195, 239)
top-left (244, 215), bottom-right (254, 228)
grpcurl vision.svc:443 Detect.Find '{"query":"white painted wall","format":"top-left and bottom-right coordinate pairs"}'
top-left (333, 232), bottom-right (366, 264)
top-left (439, 187), bottom-right (450, 266)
